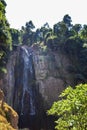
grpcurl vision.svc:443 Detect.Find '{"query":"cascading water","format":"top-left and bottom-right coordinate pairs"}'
top-left (10, 45), bottom-right (38, 129)
top-left (21, 46), bottom-right (35, 116)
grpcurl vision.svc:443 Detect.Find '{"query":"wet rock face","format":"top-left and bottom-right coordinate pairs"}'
top-left (4, 46), bottom-right (39, 129)
top-left (2, 45), bottom-right (74, 129)
top-left (5, 46), bottom-right (73, 109)
top-left (33, 46), bottom-right (73, 109)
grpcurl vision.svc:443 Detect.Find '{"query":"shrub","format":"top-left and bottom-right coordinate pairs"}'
top-left (48, 84), bottom-right (87, 130)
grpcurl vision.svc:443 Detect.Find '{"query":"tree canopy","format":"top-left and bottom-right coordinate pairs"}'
top-left (0, 0), bottom-right (12, 74)
top-left (48, 84), bottom-right (87, 130)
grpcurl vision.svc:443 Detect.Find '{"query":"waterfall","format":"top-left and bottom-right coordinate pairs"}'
top-left (6, 45), bottom-right (38, 129)
top-left (21, 47), bottom-right (35, 115)
top-left (21, 46), bottom-right (35, 116)
top-left (5, 45), bottom-right (55, 129)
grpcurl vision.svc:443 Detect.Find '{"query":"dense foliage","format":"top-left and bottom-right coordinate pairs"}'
top-left (10, 28), bottom-right (21, 45)
top-left (48, 84), bottom-right (87, 130)
top-left (0, 0), bottom-right (12, 74)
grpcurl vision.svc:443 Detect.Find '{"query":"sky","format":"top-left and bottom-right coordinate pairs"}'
top-left (6, 0), bottom-right (87, 30)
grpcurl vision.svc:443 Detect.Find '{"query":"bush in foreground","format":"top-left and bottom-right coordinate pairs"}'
top-left (48, 84), bottom-right (87, 130)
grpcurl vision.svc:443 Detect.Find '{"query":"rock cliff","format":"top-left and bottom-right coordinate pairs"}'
top-left (0, 44), bottom-right (75, 129)
top-left (32, 44), bottom-right (74, 109)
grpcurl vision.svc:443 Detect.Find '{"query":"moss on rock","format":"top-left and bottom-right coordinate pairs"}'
top-left (0, 89), bottom-right (18, 130)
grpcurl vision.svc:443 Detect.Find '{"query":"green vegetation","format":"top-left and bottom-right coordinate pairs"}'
top-left (0, 90), bottom-right (18, 130)
top-left (0, 0), bottom-right (12, 75)
top-left (21, 20), bottom-right (35, 46)
top-left (10, 28), bottom-right (21, 45)
top-left (48, 84), bottom-right (87, 130)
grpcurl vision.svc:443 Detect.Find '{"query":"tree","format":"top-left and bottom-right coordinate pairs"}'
top-left (22, 20), bottom-right (35, 45)
top-left (48, 84), bottom-right (87, 130)
top-left (80, 25), bottom-right (87, 41)
top-left (0, 0), bottom-right (12, 47)
top-left (63, 14), bottom-right (72, 28)
top-left (40, 22), bottom-right (52, 42)
top-left (0, 0), bottom-right (12, 74)
top-left (34, 28), bottom-right (42, 42)
top-left (53, 21), bottom-right (68, 44)
top-left (10, 28), bottom-right (21, 45)
top-left (71, 24), bottom-right (82, 36)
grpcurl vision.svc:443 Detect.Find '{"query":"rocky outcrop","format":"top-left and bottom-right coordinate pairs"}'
top-left (0, 89), bottom-right (18, 129)
top-left (1, 44), bottom-right (75, 129)
top-left (32, 44), bottom-right (74, 109)
top-left (3, 45), bottom-right (74, 109)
